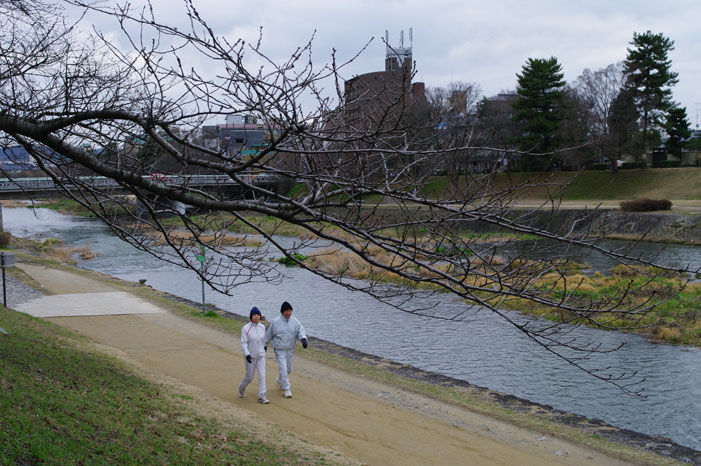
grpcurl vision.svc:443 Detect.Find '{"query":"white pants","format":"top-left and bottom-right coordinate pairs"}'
top-left (239, 356), bottom-right (266, 398)
top-left (274, 349), bottom-right (294, 391)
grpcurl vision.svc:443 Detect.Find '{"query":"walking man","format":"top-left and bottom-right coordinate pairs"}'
top-left (265, 301), bottom-right (308, 398)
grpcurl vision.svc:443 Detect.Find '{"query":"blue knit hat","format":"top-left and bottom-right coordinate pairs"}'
top-left (249, 307), bottom-right (262, 320)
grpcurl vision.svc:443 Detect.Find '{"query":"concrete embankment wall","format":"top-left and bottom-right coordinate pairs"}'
top-left (330, 208), bottom-right (701, 245)
top-left (356, 207), bottom-right (701, 244)
top-left (438, 209), bottom-right (701, 245)
top-left (494, 209), bottom-right (701, 244)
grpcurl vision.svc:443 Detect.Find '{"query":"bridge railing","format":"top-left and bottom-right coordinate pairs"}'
top-left (0, 173), bottom-right (278, 192)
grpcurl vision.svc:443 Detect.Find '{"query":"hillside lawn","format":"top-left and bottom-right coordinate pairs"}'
top-left (424, 167), bottom-right (701, 202)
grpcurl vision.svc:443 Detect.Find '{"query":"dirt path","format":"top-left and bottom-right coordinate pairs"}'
top-left (15, 263), bottom-right (638, 465)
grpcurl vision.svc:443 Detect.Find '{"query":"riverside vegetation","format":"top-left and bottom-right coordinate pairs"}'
top-left (27, 169), bottom-right (701, 346)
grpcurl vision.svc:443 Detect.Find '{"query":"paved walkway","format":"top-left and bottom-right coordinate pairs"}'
top-left (7, 264), bottom-right (162, 318)
top-left (15, 292), bottom-right (163, 317)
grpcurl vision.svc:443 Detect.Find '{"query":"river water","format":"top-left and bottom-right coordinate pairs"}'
top-left (5, 207), bottom-right (701, 450)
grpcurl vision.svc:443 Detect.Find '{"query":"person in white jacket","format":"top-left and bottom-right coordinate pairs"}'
top-left (264, 301), bottom-right (307, 398)
top-left (238, 307), bottom-right (269, 404)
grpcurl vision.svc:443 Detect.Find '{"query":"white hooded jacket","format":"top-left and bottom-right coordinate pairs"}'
top-left (241, 321), bottom-right (266, 358)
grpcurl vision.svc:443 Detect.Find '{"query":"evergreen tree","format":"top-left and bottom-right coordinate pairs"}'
top-left (512, 57), bottom-right (565, 171)
top-left (664, 105), bottom-right (691, 158)
top-left (623, 31), bottom-right (679, 157)
top-left (608, 87), bottom-right (641, 162)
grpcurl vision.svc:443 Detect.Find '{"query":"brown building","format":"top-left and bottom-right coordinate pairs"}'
top-left (343, 29), bottom-right (426, 130)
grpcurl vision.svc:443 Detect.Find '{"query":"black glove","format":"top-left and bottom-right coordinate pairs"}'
top-left (301, 338), bottom-right (308, 349)
top-left (246, 355), bottom-right (252, 364)
top-left (264, 346), bottom-right (267, 352)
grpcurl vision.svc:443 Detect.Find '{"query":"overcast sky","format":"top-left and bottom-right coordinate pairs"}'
top-left (83, 0), bottom-right (700, 127)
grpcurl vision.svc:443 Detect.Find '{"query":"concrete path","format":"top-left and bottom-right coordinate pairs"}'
top-left (12, 264), bottom-right (162, 317)
top-left (15, 291), bottom-right (163, 317)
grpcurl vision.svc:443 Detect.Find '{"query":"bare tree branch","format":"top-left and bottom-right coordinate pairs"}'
top-left (1, 0), bottom-right (695, 395)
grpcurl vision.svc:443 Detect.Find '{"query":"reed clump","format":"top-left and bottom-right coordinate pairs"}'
top-left (143, 230), bottom-right (263, 248)
top-left (52, 245), bottom-right (99, 263)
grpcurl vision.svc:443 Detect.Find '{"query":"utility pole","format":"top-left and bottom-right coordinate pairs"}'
top-left (1, 251), bottom-right (15, 335)
top-left (195, 244), bottom-right (206, 314)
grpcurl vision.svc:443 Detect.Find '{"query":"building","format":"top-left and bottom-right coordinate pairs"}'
top-left (201, 115), bottom-right (269, 159)
top-left (0, 145), bottom-right (41, 172)
top-left (343, 29), bottom-right (426, 130)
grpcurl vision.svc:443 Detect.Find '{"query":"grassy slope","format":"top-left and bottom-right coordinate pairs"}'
top-left (427, 168), bottom-right (701, 201)
top-left (0, 306), bottom-right (330, 465)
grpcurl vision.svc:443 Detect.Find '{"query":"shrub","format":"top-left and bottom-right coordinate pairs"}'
top-left (277, 252), bottom-right (308, 266)
top-left (657, 160), bottom-right (681, 168)
top-left (0, 232), bottom-right (11, 248)
top-left (591, 162), bottom-right (609, 170)
top-left (620, 162), bottom-right (646, 169)
top-left (619, 198), bottom-right (672, 212)
top-left (435, 245), bottom-right (473, 257)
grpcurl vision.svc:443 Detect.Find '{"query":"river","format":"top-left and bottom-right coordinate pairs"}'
top-left (4, 206), bottom-right (701, 451)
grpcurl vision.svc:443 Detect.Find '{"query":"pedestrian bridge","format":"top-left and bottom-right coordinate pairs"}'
top-left (0, 173), bottom-right (281, 200)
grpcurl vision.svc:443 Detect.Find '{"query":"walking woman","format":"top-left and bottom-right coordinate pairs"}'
top-left (238, 307), bottom-right (269, 404)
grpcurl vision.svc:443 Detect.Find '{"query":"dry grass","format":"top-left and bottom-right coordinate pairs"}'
top-left (50, 245), bottom-right (99, 264)
top-left (142, 229), bottom-right (263, 248)
top-left (306, 246), bottom-right (506, 291)
top-left (0, 200), bottom-right (35, 208)
top-left (7, 235), bottom-right (99, 264)
top-left (306, 247), bottom-right (402, 282)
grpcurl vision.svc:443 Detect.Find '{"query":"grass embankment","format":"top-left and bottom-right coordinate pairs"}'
top-left (0, 304), bottom-right (331, 465)
top-left (425, 167), bottom-right (701, 201)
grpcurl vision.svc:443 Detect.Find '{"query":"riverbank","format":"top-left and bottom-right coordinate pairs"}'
top-left (3, 252), bottom-right (698, 465)
top-left (10, 201), bottom-right (701, 347)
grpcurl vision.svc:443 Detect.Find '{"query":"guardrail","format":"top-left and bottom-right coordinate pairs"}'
top-left (0, 173), bottom-right (278, 192)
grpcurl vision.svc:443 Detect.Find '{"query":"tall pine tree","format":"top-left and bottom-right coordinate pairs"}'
top-left (623, 31), bottom-right (678, 159)
top-left (512, 57), bottom-right (565, 171)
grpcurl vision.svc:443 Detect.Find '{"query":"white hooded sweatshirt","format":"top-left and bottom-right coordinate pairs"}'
top-left (241, 321), bottom-right (266, 359)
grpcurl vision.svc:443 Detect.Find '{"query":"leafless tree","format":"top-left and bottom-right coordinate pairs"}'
top-left (1, 0), bottom-right (694, 395)
top-left (571, 63), bottom-right (626, 164)
top-left (425, 82), bottom-right (482, 176)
